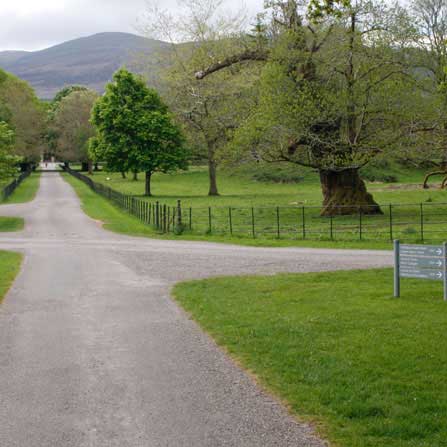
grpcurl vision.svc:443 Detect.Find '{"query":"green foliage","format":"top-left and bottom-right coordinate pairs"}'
top-left (0, 68), bottom-right (45, 165)
top-left (360, 159), bottom-right (398, 183)
top-left (174, 269), bottom-right (447, 446)
top-left (230, 1), bottom-right (412, 172)
top-left (45, 85), bottom-right (91, 155)
top-left (0, 121), bottom-right (19, 180)
top-left (90, 68), bottom-right (188, 193)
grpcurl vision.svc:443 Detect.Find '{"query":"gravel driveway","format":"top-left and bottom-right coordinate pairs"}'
top-left (0, 173), bottom-right (392, 447)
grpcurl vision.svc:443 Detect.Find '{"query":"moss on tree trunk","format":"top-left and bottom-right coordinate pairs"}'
top-left (319, 168), bottom-right (382, 216)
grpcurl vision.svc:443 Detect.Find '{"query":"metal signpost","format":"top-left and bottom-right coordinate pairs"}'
top-left (394, 240), bottom-right (447, 300)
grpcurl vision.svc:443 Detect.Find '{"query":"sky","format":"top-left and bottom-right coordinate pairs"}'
top-left (0, 0), bottom-right (265, 52)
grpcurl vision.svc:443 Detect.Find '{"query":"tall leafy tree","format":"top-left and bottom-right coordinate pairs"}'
top-left (143, 0), bottom-right (256, 196)
top-left (90, 69), bottom-right (188, 196)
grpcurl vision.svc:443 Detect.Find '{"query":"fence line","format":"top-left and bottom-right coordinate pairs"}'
top-left (63, 166), bottom-right (180, 234)
top-left (63, 167), bottom-right (447, 242)
top-left (0, 170), bottom-right (31, 202)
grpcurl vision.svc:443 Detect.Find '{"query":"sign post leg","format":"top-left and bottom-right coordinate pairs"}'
top-left (394, 240), bottom-right (400, 298)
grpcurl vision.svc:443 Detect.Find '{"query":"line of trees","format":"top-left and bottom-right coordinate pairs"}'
top-left (4, 0), bottom-right (445, 217)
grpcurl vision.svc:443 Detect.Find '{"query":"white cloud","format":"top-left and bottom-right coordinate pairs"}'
top-left (0, 0), bottom-right (264, 51)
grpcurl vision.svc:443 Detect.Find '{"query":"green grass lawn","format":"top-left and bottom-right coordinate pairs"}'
top-left (63, 172), bottom-right (395, 249)
top-left (1, 172), bottom-right (41, 204)
top-left (174, 269), bottom-right (447, 447)
top-left (0, 250), bottom-right (22, 302)
top-left (0, 217), bottom-right (24, 232)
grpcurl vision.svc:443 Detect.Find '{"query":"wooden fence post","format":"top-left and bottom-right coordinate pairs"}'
top-left (229, 207), bottom-right (233, 236)
top-left (389, 204), bottom-right (393, 241)
top-left (251, 207), bottom-right (256, 238)
top-left (420, 203), bottom-right (424, 242)
top-left (302, 207), bottom-right (306, 240)
top-left (208, 207), bottom-right (212, 233)
top-left (276, 207), bottom-right (280, 239)
top-left (176, 200), bottom-right (182, 230)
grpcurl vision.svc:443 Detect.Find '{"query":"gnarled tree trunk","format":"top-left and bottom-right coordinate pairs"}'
top-left (88, 160), bottom-right (93, 176)
top-left (423, 170), bottom-right (447, 189)
top-left (320, 168), bottom-right (382, 216)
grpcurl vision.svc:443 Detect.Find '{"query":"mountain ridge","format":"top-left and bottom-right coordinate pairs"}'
top-left (0, 32), bottom-right (170, 99)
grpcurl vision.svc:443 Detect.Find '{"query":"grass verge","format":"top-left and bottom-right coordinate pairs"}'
top-left (1, 172), bottom-right (41, 204)
top-left (0, 217), bottom-right (24, 232)
top-left (0, 250), bottom-right (22, 302)
top-left (63, 173), bottom-right (393, 250)
top-left (174, 269), bottom-right (447, 447)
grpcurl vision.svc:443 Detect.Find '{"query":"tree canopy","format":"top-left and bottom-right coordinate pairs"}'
top-left (0, 121), bottom-right (18, 181)
top-left (194, 0), bottom-right (417, 215)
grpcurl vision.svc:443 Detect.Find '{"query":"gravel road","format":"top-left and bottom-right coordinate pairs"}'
top-left (0, 173), bottom-right (392, 447)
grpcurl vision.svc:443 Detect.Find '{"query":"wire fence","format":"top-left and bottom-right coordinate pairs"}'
top-left (64, 167), bottom-right (447, 242)
top-left (0, 170), bottom-right (31, 202)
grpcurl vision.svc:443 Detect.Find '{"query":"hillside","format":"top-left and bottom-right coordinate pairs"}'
top-left (0, 33), bottom-right (170, 99)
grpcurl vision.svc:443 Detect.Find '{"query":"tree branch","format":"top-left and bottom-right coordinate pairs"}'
top-left (195, 50), bottom-right (269, 79)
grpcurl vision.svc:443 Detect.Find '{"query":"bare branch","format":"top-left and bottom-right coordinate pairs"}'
top-left (195, 50), bottom-right (269, 79)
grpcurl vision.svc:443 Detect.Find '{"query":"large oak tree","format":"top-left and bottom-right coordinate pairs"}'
top-left (197, 0), bottom-right (412, 215)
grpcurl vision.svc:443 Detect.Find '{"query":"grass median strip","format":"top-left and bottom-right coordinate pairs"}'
top-left (0, 217), bottom-right (24, 232)
top-left (174, 269), bottom-right (447, 447)
top-left (2, 172), bottom-right (41, 204)
top-left (0, 251), bottom-right (22, 302)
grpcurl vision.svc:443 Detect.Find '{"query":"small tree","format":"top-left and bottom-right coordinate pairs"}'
top-left (90, 69), bottom-right (188, 196)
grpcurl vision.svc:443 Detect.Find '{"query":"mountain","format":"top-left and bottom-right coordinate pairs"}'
top-left (0, 33), bottom-right (171, 99)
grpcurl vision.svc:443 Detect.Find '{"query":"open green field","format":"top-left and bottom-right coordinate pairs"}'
top-left (174, 269), bottom-right (447, 447)
top-left (73, 166), bottom-right (447, 244)
top-left (0, 251), bottom-right (22, 302)
top-left (87, 165), bottom-right (444, 208)
top-left (1, 172), bottom-right (41, 204)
